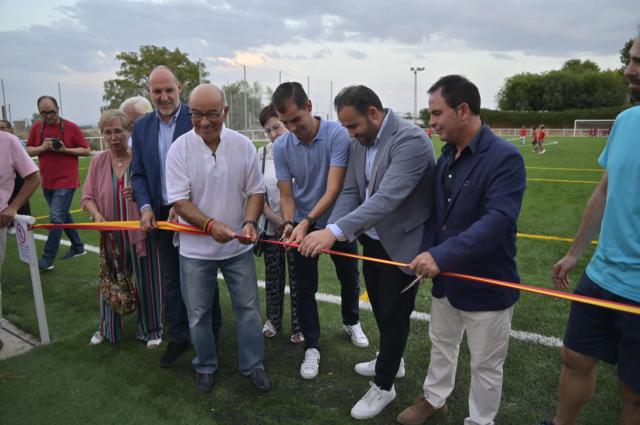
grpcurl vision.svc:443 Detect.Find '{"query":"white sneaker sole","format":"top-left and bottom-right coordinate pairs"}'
top-left (300, 368), bottom-right (319, 379)
top-left (354, 362), bottom-right (405, 378)
top-left (350, 393), bottom-right (396, 419)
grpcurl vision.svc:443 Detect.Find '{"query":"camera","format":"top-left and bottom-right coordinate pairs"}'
top-left (51, 138), bottom-right (63, 150)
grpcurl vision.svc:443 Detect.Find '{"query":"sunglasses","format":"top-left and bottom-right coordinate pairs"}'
top-left (39, 110), bottom-right (58, 116)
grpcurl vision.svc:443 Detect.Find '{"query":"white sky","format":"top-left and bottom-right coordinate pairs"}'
top-left (0, 0), bottom-right (635, 126)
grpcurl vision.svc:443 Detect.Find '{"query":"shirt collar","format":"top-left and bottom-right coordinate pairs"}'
top-left (292, 116), bottom-right (323, 146)
top-left (441, 125), bottom-right (485, 157)
top-left (155, 102), bottom-right (182, 124)
top-left (372, 109), bottom-right (390, 148)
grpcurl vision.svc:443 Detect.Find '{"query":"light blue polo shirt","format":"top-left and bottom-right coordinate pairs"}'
top-left (586, 105), bottom-right (640, 302)
top-left (273, 118), bottom-right (350, 227)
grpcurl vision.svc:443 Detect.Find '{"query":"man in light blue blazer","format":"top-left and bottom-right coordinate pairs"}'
top-left (300, 85), bottom-right (436, 420)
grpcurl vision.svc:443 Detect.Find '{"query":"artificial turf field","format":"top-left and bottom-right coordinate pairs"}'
top-left (0, 135), bottom-right (621, 424)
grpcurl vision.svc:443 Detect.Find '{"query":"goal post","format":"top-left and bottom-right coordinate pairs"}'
top-left (573, 119), bottom-right (615, 137)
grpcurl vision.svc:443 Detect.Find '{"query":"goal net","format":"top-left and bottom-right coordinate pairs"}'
top-left (573, 119), bottom-right (615, 137)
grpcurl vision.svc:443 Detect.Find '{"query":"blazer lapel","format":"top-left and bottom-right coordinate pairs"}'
top-left (147, 116), bottom-right (161, 180)
top-left (368, 110), bottom-right (397, 196)
top-left (353, 143), bottom-right (367, 201)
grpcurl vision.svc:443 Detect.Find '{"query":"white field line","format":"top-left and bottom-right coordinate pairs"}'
top-left (31, 234), bottom-right (563, 348)
top-left (505, 137), bottom-right (560, 147)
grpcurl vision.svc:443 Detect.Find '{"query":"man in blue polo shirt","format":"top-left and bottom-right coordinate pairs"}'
top-left (540, 34), bottom-right (640, 425)
top-left (272, 82), bottom-right (369, 380)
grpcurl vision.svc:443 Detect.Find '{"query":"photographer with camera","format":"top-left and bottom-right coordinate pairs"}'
top-left (26, 95), bottom-right (90, 271)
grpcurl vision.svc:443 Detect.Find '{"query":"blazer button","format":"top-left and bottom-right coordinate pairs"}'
top-left (442, 224), bottom-right (447, 231)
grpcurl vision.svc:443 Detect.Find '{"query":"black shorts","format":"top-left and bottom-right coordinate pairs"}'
top-left (564, 274), bottom-right (640, 393)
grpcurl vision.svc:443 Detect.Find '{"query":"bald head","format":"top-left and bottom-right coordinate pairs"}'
top-left (149, 65), bottom-right (178, 84)
top-left (189, 84), bottom-right (226, 107)
top-left (148, 65), bottom-right (181, 121)
top-left (189, 84), bottom-right (228, 144)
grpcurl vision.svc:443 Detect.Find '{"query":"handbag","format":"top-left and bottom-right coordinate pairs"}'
top-left (253, 147), bottom-right (270, 257)
top-left (98, 231), bottom-right (138, 315)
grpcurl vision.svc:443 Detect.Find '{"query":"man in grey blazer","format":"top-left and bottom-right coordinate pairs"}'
top-left (299, 85), bottom-right (436, 420)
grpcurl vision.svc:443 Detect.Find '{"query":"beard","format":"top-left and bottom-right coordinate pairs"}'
top-left (629, 87), bottom-right (640, 104)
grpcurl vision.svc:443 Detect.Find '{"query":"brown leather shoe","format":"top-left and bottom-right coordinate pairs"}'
top-left (396, 395), bottom-right (447, 425)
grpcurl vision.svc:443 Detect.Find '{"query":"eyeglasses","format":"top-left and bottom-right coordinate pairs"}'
top-left (39, 110), bottom-right (58, 116)
top-left (103, 128), bottom-right (125, 136)
top-left (192, 110), bottom-right (225, 121)
top-left (264, 122), bottom-right (283, 135)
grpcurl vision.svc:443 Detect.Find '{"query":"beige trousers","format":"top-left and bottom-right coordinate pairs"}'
top-left (423, 296), bottom-right (514, 425)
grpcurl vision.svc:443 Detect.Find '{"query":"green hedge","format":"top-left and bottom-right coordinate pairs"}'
top-left (420, 104), bottom-right (633, 128)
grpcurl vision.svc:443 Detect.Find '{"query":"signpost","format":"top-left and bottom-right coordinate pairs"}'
top-left (13, 214), bottom-right (50, 344)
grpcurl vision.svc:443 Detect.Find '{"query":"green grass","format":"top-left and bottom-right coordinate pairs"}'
top-left (0, 136), bottom-right (622, 424)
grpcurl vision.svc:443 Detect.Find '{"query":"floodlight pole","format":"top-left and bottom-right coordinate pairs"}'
top-left (410, 66), bottom-right (425, 124)
top-left (243, 65), bottom-right (248, 131)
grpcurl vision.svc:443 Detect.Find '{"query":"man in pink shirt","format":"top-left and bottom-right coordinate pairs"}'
top-left (0, 130), bottom-right (40, 351)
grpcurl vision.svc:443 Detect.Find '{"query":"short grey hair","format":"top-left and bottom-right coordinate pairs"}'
top-left (119, 96), bottom-right (153, 115)
top-left (99, 109), bottom-right (132, 131)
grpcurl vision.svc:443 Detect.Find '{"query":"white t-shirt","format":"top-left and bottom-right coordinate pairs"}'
top-left (166, 127), bottom-right (265, 260)
top-left (256, 143), bottom-right (282, 235)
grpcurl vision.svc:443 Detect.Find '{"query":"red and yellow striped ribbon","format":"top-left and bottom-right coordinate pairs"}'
top-left (30, 221), bottom-right (640, 315)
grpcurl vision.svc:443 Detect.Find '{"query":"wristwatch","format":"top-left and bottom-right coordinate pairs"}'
top-left (303, 216), bottom-right (316, 227)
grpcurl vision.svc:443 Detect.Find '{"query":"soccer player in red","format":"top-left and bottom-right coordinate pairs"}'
top-left (538, 125), bottom-right (546, 154)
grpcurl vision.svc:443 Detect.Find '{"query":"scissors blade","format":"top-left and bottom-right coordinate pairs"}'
top-left (400, 274), bottom-right (423, 294)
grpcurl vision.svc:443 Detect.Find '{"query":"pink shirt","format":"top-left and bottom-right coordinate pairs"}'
top-left (0, 131), bottom-right (39, 211)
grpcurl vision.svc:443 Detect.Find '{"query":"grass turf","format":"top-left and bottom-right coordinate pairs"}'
top-left (0, 135), bottom-right (622, 424)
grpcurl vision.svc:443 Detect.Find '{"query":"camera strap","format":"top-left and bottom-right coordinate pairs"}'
top-left (39, 118), bottom-right (65, 146)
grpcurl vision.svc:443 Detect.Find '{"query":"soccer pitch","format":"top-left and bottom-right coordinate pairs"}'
top-left (0, 136), bottom-right (620, 425)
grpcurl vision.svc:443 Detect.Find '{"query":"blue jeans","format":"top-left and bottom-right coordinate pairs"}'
top-left (180, 250), bottom-right (264, 375)
top-left (42, 188), bottom-right (84, 259)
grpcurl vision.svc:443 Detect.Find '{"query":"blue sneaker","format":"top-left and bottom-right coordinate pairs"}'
top-left (38, 257), bottom-right (54, 271)
top-left (61, 247), bottom-right (86, 260)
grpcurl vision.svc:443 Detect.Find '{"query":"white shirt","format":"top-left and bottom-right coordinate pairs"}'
top-left (256, 142), bottom-right (282, 236)
top-left (166, 127), bottom-right (265, 260)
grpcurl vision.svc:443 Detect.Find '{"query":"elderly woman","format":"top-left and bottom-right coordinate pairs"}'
top-left (82, 110), bottom-right (163, 348)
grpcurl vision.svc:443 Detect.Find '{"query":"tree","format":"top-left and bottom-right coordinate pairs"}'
top-left (619, 38), bottom-right (634, 71)
top-left (497, 60), bottom-right (626, 111)
top-left (102, 45), bottom-right (208, 110)
top-left (222, 80), bottom-right (269, 130)
top-left (561, 59), bottom-right (600, 73)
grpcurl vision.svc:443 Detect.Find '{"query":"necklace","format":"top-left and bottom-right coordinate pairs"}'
top-left (113, 156), bottom-right (129, 168)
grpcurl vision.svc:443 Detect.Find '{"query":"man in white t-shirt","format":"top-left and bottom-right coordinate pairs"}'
top-left (1, 130), bottom-right (40, 351)
top-left (166, 84), bottom-right (270, 394)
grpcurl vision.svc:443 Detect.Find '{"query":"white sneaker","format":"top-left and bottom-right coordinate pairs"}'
top-left (146, 338), bottom-right (162, 349)
top-left (90, 331), bottom-right (104, 345)
top-left (300, 348), bottom-right (320, 379)
top-left (355, 352), bottom-right (405, 378)
top-left (344, 322), bottom-right (369, 348)
top-left (351, 381), bottom-right (396, 419)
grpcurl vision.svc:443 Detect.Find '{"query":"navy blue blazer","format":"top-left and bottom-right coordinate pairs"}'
top-left (131, 105), bottom-right (193, 214)
top-left (427, 126), bottom-right (526, 311)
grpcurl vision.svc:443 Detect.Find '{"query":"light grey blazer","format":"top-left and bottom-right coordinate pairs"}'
top-left (329, 109), bottom-right (436, 273)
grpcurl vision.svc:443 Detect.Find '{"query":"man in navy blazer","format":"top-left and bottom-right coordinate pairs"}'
top-left (131, 65), bottom-right (220, 367)
top-left (398, 75), bottom-right (526, 425)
